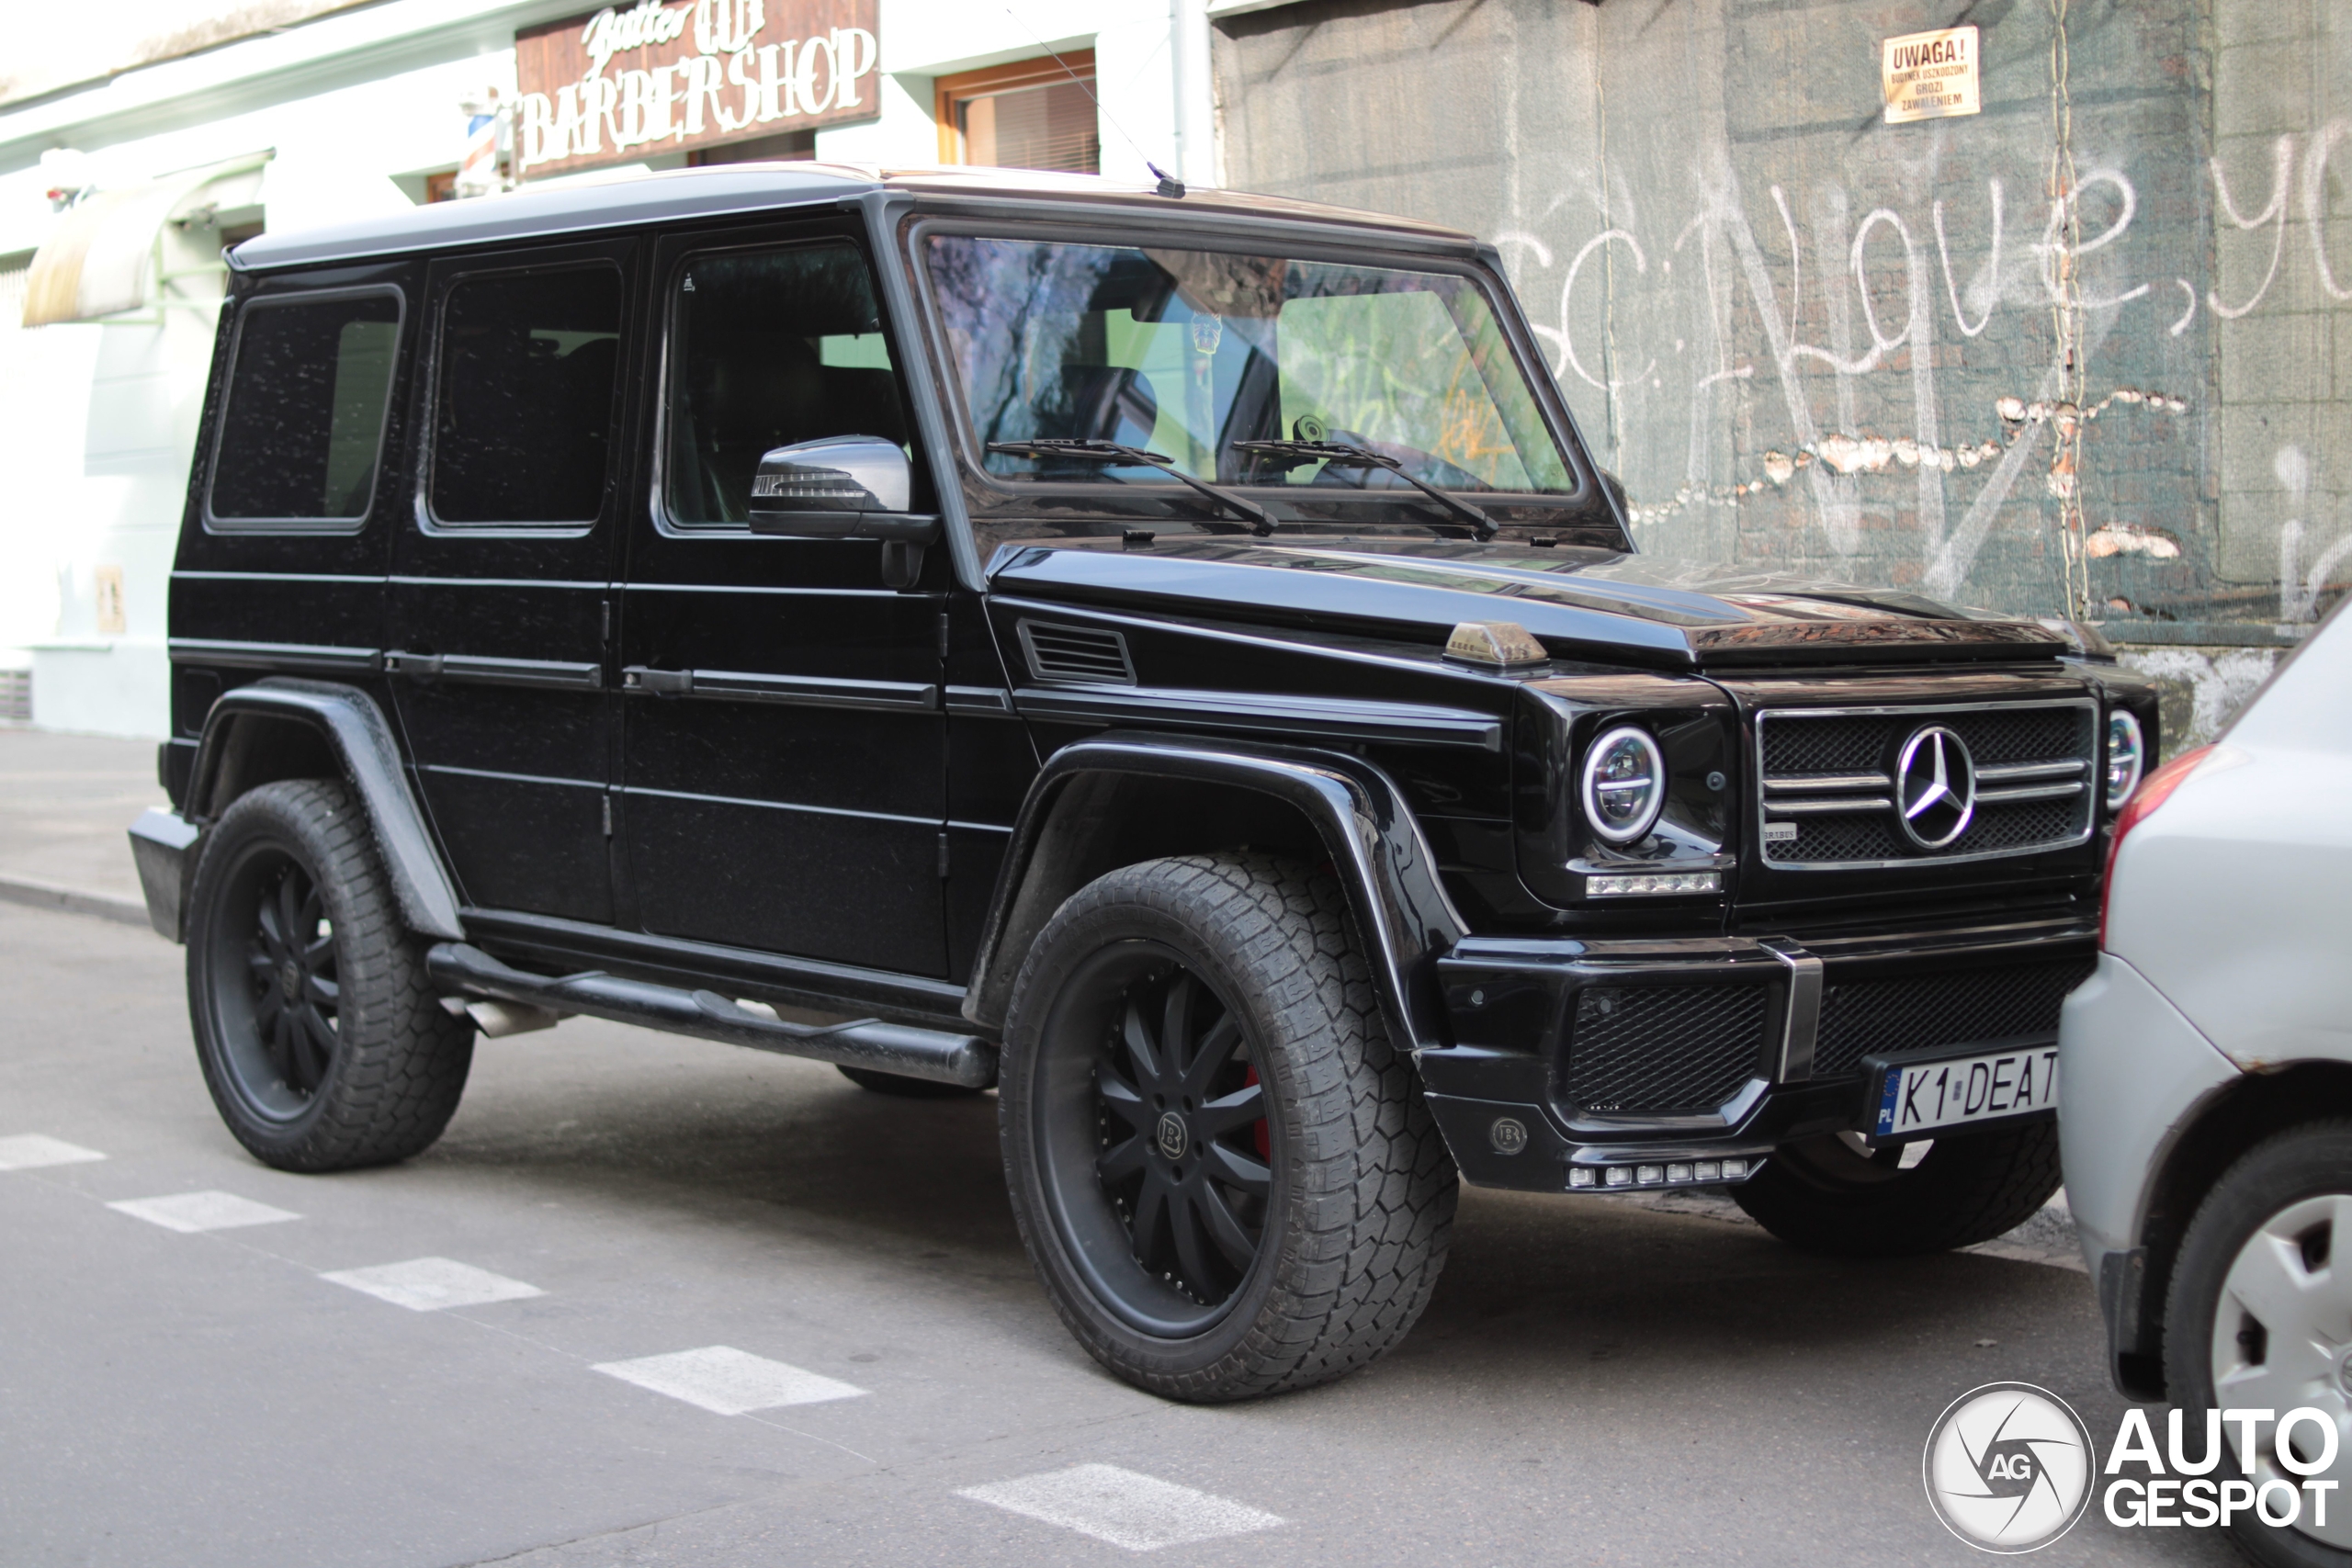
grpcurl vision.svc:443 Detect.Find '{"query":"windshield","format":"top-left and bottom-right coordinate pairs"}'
top-left (923, 236), bottom-right (1577, 496)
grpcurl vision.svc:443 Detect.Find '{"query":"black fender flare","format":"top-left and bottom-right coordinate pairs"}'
top-left (962, 732), bottom-right (1469, 1053)
top-left (187, 678), bottom-right (465, 940)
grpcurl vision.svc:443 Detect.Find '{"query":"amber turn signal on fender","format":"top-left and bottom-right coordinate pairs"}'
top-left (1443, 620), bottom-right (1548, 668)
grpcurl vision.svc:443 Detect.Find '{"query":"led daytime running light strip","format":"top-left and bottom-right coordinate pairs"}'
top-left (1587, 871), bottom-right (1721, 897)
top-left (1569, 1156), bottom-right (1754, 1190)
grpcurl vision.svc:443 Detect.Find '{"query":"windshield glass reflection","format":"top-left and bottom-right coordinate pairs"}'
top-left (924, 236), bottom-right (1577, 497)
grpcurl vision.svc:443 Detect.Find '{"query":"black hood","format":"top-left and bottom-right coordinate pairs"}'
top-left (985, 537), bottom-right (2067, 669)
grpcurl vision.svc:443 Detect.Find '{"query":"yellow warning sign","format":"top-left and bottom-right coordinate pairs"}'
top-left (1883, 25), bottom-right (1981, 124)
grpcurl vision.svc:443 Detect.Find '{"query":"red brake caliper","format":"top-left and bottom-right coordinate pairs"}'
top-left (1243, 1065), bottom-right (1270, 1160)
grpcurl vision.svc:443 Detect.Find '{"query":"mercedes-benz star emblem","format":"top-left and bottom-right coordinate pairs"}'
top-left (1155, 1111), bottom-right (1190, 1161)
top-left (1895, 724), bottom-right (1976, 849)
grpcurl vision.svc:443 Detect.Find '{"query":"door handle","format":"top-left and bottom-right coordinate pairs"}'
top-left (623, 666), bottom-right (694, 696)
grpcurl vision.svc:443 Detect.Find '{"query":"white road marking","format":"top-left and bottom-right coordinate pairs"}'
top-left (592, 1346), bottom-right (866, 1415)
top-left (0, 1134), bottom-right (106, 1170)
top-left (107, 1191), bottom-right (300, 1233)
top-left (956, 1463), bottom-right (1284, 1552)
top-left (320, 1258), bottom-right (544, 1312)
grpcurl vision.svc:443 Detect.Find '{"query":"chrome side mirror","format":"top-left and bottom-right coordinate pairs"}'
top-left (748, 434), bottom-right (911, 523)
top-left (745, 435), bottom-right (939, 587)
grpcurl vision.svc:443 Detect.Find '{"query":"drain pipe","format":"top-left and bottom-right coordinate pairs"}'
top-left (1170, 0), bottom-right (1214, 188)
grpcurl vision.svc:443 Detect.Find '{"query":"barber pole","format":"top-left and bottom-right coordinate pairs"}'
top-left (455, 91), bottom-right (504, 197)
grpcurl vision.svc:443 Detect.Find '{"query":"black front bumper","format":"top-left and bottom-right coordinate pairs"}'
top-left (1415, 913), bottom-right (2097, 1192)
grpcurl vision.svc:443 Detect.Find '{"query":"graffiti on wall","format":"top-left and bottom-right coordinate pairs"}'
top-left (1495, 119), bottom-right (2352, 624)
top-left (1214, 0), bottom-right (2352, 636)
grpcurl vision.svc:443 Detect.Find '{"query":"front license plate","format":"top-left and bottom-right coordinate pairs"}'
top-left (1870, 1044), bottom-right (2059, 1139)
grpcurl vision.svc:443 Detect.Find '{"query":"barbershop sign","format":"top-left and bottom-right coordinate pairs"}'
top-left (514, 0), bottom-right (880, 178)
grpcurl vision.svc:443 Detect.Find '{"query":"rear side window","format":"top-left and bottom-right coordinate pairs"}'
top-left (209, 290), bottom-right (401, 525)
top-left (430, 265), bottom-right (623, 525)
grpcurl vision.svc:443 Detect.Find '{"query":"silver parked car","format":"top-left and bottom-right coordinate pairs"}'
top-left (2063, 601), bottom-right (2352, 1565)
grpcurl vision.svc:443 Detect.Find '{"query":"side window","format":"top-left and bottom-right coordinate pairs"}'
top-left (431, 265), bottom-right (622, 525)
top-left (209, 290), bottom-right (401, 525)
top-left (664, 243), bottom-right (908, 527)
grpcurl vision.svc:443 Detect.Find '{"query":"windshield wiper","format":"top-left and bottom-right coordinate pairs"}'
top-left (986, 438), bottom-right (1275, 536)
top-left (1234, 439), bottom-right (1498, 541)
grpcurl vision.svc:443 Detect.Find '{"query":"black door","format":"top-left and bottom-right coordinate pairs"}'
top-left (618, 223), bottom-right (947, 977)
top-left (385, 240), bottom-right (635, 923)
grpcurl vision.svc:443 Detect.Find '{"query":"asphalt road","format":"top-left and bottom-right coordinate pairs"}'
top-left (0, 900), bottom-right (2233, 1568)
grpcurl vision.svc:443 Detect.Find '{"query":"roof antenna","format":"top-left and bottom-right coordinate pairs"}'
top-left (1001, 6), bottom-right (1185, 197)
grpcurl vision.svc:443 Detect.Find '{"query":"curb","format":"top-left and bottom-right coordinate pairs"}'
top-left (0, 874), bottom-right (152, 929)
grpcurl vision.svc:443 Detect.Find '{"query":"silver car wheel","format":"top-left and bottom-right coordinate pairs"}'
top-left (2211, 1192), bottom-right (2352, 1549)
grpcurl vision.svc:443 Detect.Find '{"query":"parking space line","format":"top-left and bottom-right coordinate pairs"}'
top-left (320, 1258), bottom-right (544, 1311)
top-left (592, 1346), bottom-right (866, 1414)
top-left (0, 1134), bottom-right (106, 1170)
top-left (956, 1463), bottom-right (1285, 1551)
top-left (107, 1191), bottom-right (301, 1233)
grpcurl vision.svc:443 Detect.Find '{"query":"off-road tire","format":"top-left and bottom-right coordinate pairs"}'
top-left (999, 852), bottom-right (1458, 1402)
top-left (187, 779), bottom-right (474, 1171)
top-left (1731, 1119), bottom-right (2063, 1258)
top-left (2164, 1122), bottom-right (2352, 1568)
top-left (836, 1065), bottom-right (985, 1099)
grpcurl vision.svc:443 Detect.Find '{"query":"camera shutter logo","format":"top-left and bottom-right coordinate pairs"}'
top-left (1922, 1382), bottom-right (2096, 1551)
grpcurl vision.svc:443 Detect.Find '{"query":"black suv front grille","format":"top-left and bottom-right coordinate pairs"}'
top-left (1758, 701), bottom-right (2097, 869)
top-left (1566, 983), bottom-right (1770, 1114)
top-left (1811, 957), bottom-right (2098, 1078)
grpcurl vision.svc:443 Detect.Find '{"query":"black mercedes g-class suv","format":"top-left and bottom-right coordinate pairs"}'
top-left (131, 164), bottom-right (2154, 1403)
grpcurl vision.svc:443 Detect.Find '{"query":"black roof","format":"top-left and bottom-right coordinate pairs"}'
top-left (228, 163), bottom-right (1479, 272)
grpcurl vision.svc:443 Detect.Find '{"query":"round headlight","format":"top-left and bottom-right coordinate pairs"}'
top-left (1581, 726), bottom-right (1667, 844)
top-left (2105, 709), bottom-right (2144, 809)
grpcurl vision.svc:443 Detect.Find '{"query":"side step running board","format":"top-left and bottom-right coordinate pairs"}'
top-left (424, 942), bottom-right (998, 1089)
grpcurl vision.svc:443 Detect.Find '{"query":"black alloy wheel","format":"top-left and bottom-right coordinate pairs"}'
top-left (1000, 852), bottom-right (1458, 1402)
top-left (1078, 950), bottom-right (1271, 1327)
top-left (187, 779), bottom-right (474, 1171)
top-left (232, 852), bottom-right (342, 1115)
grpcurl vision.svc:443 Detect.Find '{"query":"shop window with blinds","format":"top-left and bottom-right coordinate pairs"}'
top-left (935, 53), bottom-right (1101, 175)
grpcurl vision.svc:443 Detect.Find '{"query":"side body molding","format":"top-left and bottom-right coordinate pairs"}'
top-left (187, 678), bottom-right (466, 940)
top-left (962, 732), bottom-right (1470, 1053)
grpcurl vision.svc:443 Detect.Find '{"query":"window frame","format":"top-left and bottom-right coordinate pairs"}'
top-left (201, 283), bottom-right (406, 535)
top-left (416, 248), bottom-right (631, 536)
top-left (933, 51), bottom-right (1099, 171)
top-left (649, 224), bottom-right (920, 538)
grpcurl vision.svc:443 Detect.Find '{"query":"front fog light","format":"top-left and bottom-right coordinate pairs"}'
top-left (2105, 709), bottom-right (2144, 808)
top-left (1581, 726), bottom-right (1667, 844)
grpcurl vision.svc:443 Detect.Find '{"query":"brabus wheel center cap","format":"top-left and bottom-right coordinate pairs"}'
top-left (278, 960), bottom-right (302, 1000)
top-left (1155, 1111), bottom-right (1190, 1161)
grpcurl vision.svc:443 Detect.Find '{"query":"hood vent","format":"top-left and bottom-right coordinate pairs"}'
top-left (1019, 621), bottom-right (1135, 685)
